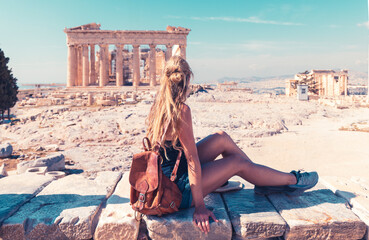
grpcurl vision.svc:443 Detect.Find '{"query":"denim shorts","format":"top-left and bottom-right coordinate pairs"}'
top-left (176, 172), bottom-right (193, 209)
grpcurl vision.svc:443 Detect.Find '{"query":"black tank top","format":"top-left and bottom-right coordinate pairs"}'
top-left (159, 141), bottom-right (188, 182)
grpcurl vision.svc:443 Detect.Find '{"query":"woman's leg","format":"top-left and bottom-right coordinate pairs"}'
top-left (199, 155), bottom-right (296, 196)
top-left (196, 131), bottom-right (249, 164)
top-left (195, 131), bottom-right (296, 196)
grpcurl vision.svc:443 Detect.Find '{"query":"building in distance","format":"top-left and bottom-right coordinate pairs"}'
top-left (286, 69), bottom-right (348, 97)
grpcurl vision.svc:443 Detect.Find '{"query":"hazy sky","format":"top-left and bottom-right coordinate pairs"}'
top-left (0, 0), bottom-right (368, 85)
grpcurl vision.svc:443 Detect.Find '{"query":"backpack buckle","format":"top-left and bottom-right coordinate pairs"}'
top-left (139, 193), bottom-right (146, 203)
top-left (170, 173), bottom-right (177, 181)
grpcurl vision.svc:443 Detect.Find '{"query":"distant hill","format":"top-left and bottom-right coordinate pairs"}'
top-left (217, 74), bottom-right (294, 84)
top-left (217, 70), bottom-right (367, 86)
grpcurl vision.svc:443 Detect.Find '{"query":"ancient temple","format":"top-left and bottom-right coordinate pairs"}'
top-left (64, 23), bottom-right (190, 88)
top-left (286, 69), bottom-right (348, 97)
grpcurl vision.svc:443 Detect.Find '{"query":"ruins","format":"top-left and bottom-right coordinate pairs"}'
top-left (64, 23), bottom-right (190, 88)
top-left (286, 69), bottom-right (348, 97)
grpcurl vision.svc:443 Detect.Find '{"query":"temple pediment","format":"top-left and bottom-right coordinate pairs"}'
top-left (66, 23), bottom-right (101, 31)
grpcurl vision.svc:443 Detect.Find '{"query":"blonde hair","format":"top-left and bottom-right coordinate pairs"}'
top-left (146, 55), bottom-right (193, 149)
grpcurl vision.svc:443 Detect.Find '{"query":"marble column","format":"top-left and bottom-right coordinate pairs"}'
top-left (67, 45), bottom-right (77, 87)
top-left (132, 45), bottom-right (140, 87)
top-left (79, 46), bottom-right (84, 86)
top-left (105, 45), bottom-right (110, 85)
top-left (149, 44), bottom-right (157, 86)
top-left (166, 44), bottom-right (172, 61)
top-left (115, 45), bottom-right (124, 86)
top-left (179, 45), bottom-right (186, 59)
top-left (109, 51), bottom-right (112, 76)
top-left (95, 52), bottom-right (100, 83)
top-left (82, 45), bottom-right (89, 87)
top-left (76, 46), bottom-right (81, 86)
top-left (99, 44), bottom-right (108, 87)
top-left (89, 44), bottom-right (96, 85)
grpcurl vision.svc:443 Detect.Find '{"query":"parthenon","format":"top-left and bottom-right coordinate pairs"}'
top-left (64, 23), bottom-right (190, 88)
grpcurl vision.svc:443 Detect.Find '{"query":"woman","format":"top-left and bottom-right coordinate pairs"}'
top-left (146, 56), bottom-right (318, 234)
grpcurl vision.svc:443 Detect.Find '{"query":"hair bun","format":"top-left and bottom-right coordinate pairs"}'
top-left (168, 71), bottom-right (184, 83)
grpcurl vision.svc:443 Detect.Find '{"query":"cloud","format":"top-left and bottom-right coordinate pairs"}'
top-left (165, 15), bottom-right (304, 26)
top-left (191, 16), bottom-right (304, 26)
top-left (357, 21), bottom-right (369, 29)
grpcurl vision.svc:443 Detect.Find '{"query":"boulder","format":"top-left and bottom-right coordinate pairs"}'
top-left (0, 143), bottom-right (13, 158)
top-left (17, 153), bottom-right (65, 174)
top-left (44, 144), bottom-right (60, 151)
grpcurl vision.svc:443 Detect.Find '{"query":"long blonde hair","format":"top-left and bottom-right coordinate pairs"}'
top-left (146, 55), bottom-right (193, 149)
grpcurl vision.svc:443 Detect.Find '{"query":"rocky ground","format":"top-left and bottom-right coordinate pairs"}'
top-left (0, 87), bottom-right (368, 179)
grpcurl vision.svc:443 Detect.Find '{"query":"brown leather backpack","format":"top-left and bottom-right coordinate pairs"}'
top-left (129, 137), bottom-right (182, 216)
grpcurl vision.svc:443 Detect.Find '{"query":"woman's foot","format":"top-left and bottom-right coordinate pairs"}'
top-left (254, 170), bottom-right (319, 196)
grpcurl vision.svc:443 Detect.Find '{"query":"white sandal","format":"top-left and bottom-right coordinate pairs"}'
top-left (213, 181), bottom-right (243, 193)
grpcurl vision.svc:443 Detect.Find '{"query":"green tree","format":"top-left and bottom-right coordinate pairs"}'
top-left (0, 48), bottom-right (18, 120)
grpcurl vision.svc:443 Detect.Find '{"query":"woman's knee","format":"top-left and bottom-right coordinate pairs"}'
top-left (214, 130), bottom-right (231, 142)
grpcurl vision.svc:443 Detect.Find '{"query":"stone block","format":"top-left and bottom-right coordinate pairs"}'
top-left (222, 176), bottom-right (286, 239)
top-left (94, 172), bottom-right (139, 240)
top-left (267, 183), bottom-right (366, 240)
top-left (17, 153), bottom-right (65, 174)
top-left (321, 176), bottom-right (369, 240)
top-left (0, 163), bottom-right (8, 178)
top-left (0, 143), bottom-right (13, 158)
top-left (0, 171), bottom-right (122, 240)
top-left (145, 193), bottom-right (232, 240)
top-left (44, 144), bottom-right (60, 151)
top-left (0, 174), bottom-right (54, 226)
top-left (45, 171), bottom-right (66, 179)
top-left (26, 166), bottom-right (48, 175)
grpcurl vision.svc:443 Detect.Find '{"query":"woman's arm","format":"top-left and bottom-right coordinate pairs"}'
top-left (178, 104), bottom-right (217, 233)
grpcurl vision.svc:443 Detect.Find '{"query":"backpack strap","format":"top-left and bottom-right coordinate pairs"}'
top-left (170, 150), bottom-right (182, 181)
top-left (160, 119), bottom-right (182, 182)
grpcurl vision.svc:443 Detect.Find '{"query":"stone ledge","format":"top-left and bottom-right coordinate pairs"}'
top-left (321, 176), bottom-right (369, 240)
top-left (222, 176), bottom-right (286, 239)
top-left (267, 182), bottom-right (367, 240)
top-left (0, 173), bottom-right (54, 226)
top-left (0, 171), bottom-right (121, 240)
top-left (94, 172), bottom-right (139, 240)
top-left (145, 193), bottom-right (232, 240)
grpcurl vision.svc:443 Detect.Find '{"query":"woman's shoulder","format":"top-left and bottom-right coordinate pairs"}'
top-left (180, 103), bottom-right (191, 119)
top-left (181, 103), bottom-right (191, 111)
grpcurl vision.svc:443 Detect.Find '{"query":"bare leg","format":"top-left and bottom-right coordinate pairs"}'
top-left (196, 131), bottom-right (249, 164)
top-left (195, 131), bottom-right (297, 196)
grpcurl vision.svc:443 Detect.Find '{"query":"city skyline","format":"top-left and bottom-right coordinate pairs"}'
top-left (0, 0), bottom-right (368, 85)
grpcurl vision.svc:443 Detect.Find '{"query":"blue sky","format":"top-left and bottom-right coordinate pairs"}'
top-left (0, 0), bottom-right (368, 85)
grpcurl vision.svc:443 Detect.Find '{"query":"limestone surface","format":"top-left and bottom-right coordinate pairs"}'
top-left (321, 176), bottom-right (369, 240)
top-left (0, 143), bottom-right (12, 158)
top-left (17, 153), bottom-right (65, 174)
top-left (145, 193), bottom-right (232, 240)
top-left (0, 174), bottom-right (54, 226)
top-left (222, 176), bottom-right (286, 239)
top-left (267, 183), bottom-right (366, 240)
top-left (0, 171), bottom-right (121, 240)
top-left (94, 172), bottom-right (139, 240)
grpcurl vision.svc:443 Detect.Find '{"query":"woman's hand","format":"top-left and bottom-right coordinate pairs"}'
top-left (193, 205), bottom-right (218, 234)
